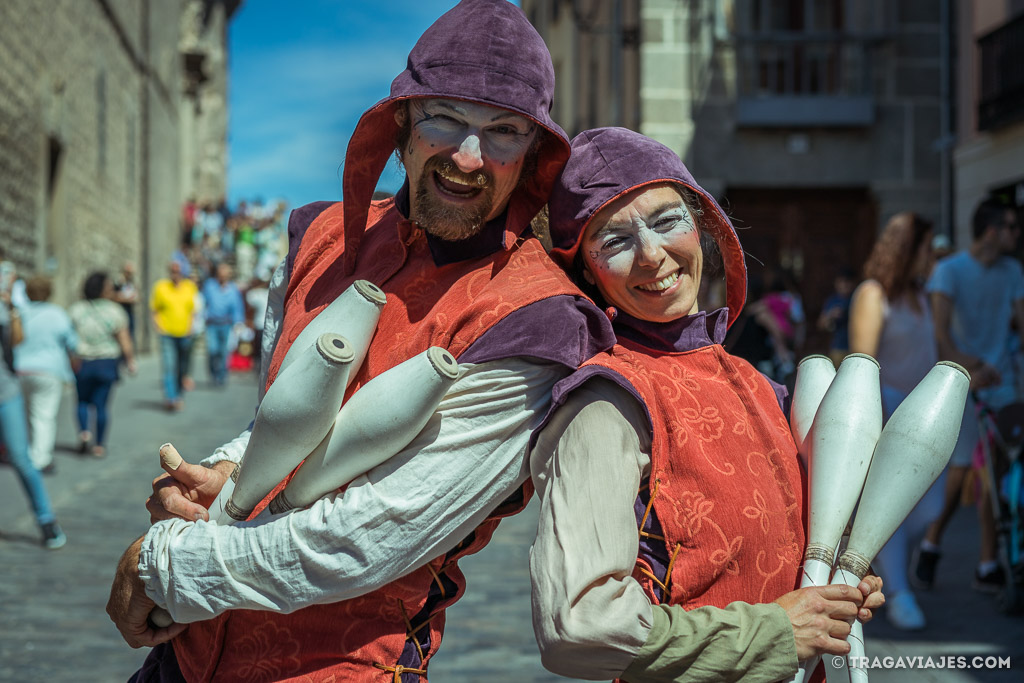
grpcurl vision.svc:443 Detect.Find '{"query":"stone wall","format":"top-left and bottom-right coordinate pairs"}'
top-left (639, 0), bottom-right (944, 233)
top-left (0, 0), bottom-right (234, 352)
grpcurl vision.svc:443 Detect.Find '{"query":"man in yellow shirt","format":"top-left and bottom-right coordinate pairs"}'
top-left (150, 261), bottom-right (197, 411)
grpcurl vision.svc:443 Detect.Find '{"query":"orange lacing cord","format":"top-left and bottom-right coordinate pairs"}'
top-left (398, 600), bottom-right (427, 663)
top-left (638, 479), bottom-right (663, 540)
top-left (373, 663), bottom-right (428, 682)
top-left (426, 563), bottom-right (447, 599)
top-left (637, 567), bottom-right (668, 592)
top-left (637, 543), bottom-right (683, 594)
top-left (663, 543), bottom-right (682, 593)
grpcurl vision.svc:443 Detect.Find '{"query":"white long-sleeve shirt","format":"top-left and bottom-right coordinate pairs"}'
top-left (529, 378), bottom-right (797, 682)
top-left (138, 260), bottom-right (569, 622)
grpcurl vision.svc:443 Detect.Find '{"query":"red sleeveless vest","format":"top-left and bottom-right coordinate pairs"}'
top-left (173, 201), bottom-right (582, 682)
top-left (587, 341), bottom-right (806, 608)
top-left (589, 342), bottom-right (810, 682)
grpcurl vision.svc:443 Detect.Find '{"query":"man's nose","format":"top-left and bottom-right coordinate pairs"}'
top-left (452, 135), bottom-right (484, 172)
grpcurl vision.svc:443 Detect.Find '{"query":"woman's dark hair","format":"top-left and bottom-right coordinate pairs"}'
top-left (862, 212), bottom-right (933, 301)
top-left (83, 271), bottom-right (110, 300)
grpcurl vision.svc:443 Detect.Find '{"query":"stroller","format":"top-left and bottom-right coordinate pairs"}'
top-left (976, 398), bottom-right (1024, 614)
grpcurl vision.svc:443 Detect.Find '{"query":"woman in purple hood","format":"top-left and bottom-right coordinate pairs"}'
top-left (529, 128), bottom-right (884, 682)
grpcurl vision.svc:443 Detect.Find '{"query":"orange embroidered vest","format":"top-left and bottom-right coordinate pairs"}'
top-left (173, 200), bottom-right (583, 683)
top-left (587, 342), bottom-right (807, 611)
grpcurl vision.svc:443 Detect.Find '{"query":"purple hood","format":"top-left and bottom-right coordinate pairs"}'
top-left (547, 127), bottom-right (747, 328)
top-left (339, 0), bottom-right (569, 275)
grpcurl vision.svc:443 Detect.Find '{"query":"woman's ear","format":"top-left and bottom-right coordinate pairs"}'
top-left (393, 105), bottom-right (407, 127)
top-left (582, 265), bottom-right (596, 286)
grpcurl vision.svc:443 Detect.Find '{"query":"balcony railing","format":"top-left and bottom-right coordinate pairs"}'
top-left (978, 13), bottom-right (1024, 132)
top-left (735, 33), bottom-right (875, 127)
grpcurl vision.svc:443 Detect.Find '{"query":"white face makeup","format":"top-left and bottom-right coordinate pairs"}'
top-left (399, 98), bottom-right (538, 240)
top-left (582, 184), bottom-right (704, 323)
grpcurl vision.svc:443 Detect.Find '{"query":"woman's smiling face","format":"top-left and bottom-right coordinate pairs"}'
top-left (581, 184), bottom-right (703, 323)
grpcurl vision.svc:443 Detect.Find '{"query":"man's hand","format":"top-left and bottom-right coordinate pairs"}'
top-left (775, 584), bottom-right (865, 661)
top-left (106, 537), bottom-right (187, 647)
top-left (147, 443), bottom-right (233, 523)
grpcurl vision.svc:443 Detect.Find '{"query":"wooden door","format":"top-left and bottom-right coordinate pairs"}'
top-left (723, 187), bottom-right (877, 355)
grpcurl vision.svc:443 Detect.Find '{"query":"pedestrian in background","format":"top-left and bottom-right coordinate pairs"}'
top-left (113, 261), bottom-right (139, 345)
top-left (13, 275), bottom-right (77, 473)
top-left (0, 246), bottom-right (29, 311)
top-left (914, 198), bottom-right (1024, 593)
top-left (725, 270), bottom-right (791, 378)
top-left (0, 286), bottom-right (66, 548)
top-left (848, 212), bottom-right (938, 630)
top-left (817, 266), bottom-right (855, 366)
top-left (244, 271), bottom-right (271, 372)
top-left (201, 262), bottom-right (244, 386)
top-left (150, 261), bottom-right (196, 411)
top-left (68, 272), bottom-right (136, 457)
top-left (182, 269), bottom-right (204, 393)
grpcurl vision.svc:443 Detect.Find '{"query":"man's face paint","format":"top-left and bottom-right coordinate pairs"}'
top-left (582, 184), bottom-right (704, 323)
top-left (399, 98), bottom-right (537, 240)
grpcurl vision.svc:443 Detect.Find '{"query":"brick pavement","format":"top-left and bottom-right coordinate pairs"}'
top-left (0, 355), bottom-right (258, 682)
top-left (0, 353), bottom-right (1021, 681)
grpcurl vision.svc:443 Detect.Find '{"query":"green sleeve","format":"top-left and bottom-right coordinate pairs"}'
top-left (620, 601), bottom-right (798, 683)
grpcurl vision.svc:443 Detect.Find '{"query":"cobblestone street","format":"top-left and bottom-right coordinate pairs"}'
top-left (0, 354), bottom-right (1020, 681)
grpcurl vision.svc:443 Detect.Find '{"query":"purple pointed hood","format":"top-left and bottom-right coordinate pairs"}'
top-left (548, 127), bottom-right (747, 328)
top-left (339, 0), bottom-right (569, 275)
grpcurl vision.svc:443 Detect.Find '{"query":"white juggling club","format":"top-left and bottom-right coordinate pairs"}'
top-left (825, 361), bottom-right (969, 683)
top-left (218, 333), bottom-right (356, 523)
top-left (802, 353), bottom-right (883, 588)
top-left (278, 279), bottom-right (386, 378)
top-left (267, 346), bottom-right (460, 514)
top-left (790, 355), bottom-right (837, 467)
top-left (791, 354), bottom-right (882, 683)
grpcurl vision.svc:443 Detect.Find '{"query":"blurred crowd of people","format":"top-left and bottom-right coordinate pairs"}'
top-left (723, 198), bottom-right (1024, 634)
top-left (180, 196), bottom-right (287, 288)
top-left (0, 198), bottom-right (286, 549)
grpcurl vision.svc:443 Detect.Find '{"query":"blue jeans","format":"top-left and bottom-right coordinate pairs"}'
top-left (205, 323), bottom-right (232, 385)
top-left (75, 358), bottom-right (120, 445)
top-left (0, 393), bottom-right (56, 525)
top-left (159, 335), bottom-right (193, 402)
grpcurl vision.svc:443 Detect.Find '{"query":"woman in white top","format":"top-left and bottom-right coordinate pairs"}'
top-left (68, 272), bottom-right (136, 457)
top-left (848, 212), bottom-right (938, 630)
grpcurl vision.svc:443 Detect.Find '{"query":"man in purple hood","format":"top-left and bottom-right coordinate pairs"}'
top-left (106, 1), bottom-right (611, 681)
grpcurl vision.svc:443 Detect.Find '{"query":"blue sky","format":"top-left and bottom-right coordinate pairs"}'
top-left (227, 0), bottom-right (519, 211)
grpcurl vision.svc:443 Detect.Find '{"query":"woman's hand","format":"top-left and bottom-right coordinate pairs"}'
top-left (146, 443), bottom-right (233, 523)
top-left (856, 574), bottom-right (885, 624)
top-left (774, 584), bottom-right (866, 661)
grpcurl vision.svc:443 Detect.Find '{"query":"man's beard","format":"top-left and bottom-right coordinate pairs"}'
top-left (410, 157), bottom-right (496, 241)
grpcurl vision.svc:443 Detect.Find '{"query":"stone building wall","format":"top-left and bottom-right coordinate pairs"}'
top-left (640, 0), bottom-right (944, 231)
top-left (0, 0), bottom-right (234, 334)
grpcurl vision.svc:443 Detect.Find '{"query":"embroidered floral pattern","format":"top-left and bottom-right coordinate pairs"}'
top-left (682, 405), bottom-right (724, 442)
top-left (742, 490), bottom-right (772, 534)
top-left (674, 491), bottom-right (714, 537)
top-left (595, 344), bottom-right (807, 613)
top-left (709, 535), bottom-right (743, 575)
top-left (234, 621), bottom-right (302, 682)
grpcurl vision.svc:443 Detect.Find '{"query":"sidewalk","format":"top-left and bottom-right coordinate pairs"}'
top-left (0, 353), bottom-right (259, 681)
